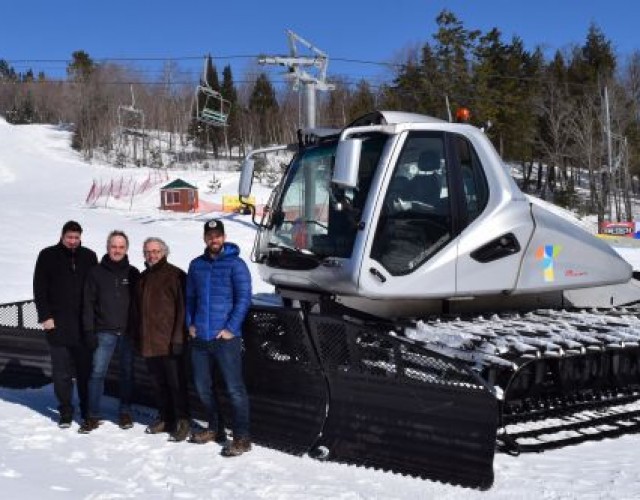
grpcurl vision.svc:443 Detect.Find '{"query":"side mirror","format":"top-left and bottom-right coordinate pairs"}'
top-left (332, 138), bottom-right (362, 188)
top-left (238, 157), bottom-right (255, 198)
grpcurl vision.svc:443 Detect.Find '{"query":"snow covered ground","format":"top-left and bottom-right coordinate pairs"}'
top-left (3, 383), bottom-right (640, 500)
top-left (2, 119), bottom-right (640, 498)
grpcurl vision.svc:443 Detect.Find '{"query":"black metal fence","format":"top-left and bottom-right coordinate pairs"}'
top-left (0, 300), bottom-right (52, 386)
top-left (0, 300), bottom-right (161, 409)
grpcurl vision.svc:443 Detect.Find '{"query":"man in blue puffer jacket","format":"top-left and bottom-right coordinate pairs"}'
top-left (185, 218), bottom-right (252, 456)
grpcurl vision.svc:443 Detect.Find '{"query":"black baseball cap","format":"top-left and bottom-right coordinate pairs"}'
top-left (203, 219), bottom-right (225, 234)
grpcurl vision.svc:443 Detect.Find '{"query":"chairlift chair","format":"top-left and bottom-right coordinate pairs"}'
top-left (194, 55), bottom-right (231, 127)
top-left (117, 85), bottom-right (145, 135)
top-left (195, 85), bottom-right (231, 126)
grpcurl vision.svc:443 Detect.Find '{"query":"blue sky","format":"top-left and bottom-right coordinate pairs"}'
top-left (1, 0), bottom-right (638, 87)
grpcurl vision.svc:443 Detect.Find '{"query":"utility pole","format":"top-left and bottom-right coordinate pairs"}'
top-left (604, 86), bottom-right (614, 221)
top-left (259, 30), bottom-right (335, 129)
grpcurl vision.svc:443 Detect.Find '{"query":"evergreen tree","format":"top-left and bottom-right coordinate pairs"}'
top-left (382, 42), bottom-right (447, 117)
top-left (249, 73), bottom-right (278, 111)
top-left (221, 65), bottom-right (237, 103)
top-left (22, 69), bottom-right (34, 82)
top-left (348, 80), bottom-right (375, 122)
top-left (249, 73), bottom-right (279, 146)
top-left (0, 60), bottom-right (19, 118)
top-left (204, 55), bottom-right (220, 90)
top-left (476, 34), bottom-right (537, 158)
top-left (432, 10), bottom-right (480, 112)
top-left (472, 28), bottom-right (507, 133)
top-left (382, 47), bottom-right (428, 115)
top-left (0, 59), bottom-right (17, 81)
top-left (519, 46), bottom-right (546, 185)
top-left (623, 52), bottom-right (640, 178)
top-left (66, 50), bottom-right (102, 155)
top-left (570, 23), bottom-right (616, 89)
top-left (549, 50), bottom-right (568, 87)
top-left (221, 64), bottom-right (240, 154)
top-left (419, 43), bottom-right (446, 116)
top-left (67, 50), bottom-right (94, 81)
top-left (204, 55), bottom-right (222, 156)
top-left (7, 92), bottom-right (35, 124)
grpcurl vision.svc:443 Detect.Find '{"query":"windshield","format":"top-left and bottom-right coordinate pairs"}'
top-left (269, 135), bottom-right (386, 259)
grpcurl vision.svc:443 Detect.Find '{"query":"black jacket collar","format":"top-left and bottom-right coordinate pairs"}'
top-left (100, 254), bottom-right (130, 272)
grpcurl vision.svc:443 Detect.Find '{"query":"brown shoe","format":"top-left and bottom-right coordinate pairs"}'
top-left (118, 413), bottom-right (134, 430)
top-left (145, 418), bottom-right (167, 434)
top-left (189, 429), bottom-right (217, 444)
top-left (221, 437), bottom-right (252, 457)
top-left (78, 417), bottom-right (100, 434)
top-left (169, 419), bottom-right (190, 442)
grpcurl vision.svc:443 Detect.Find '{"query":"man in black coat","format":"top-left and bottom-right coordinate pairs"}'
top-left (33, 220), bottom-right (98, 428)
top-left (80, 230), bottom-right (139, 433)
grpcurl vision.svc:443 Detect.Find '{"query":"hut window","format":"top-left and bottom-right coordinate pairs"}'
top-left (164, 190), bottom-right (180, 205)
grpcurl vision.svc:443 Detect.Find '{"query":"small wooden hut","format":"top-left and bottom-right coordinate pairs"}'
top-left (160, 179), bottom-right (199, 212)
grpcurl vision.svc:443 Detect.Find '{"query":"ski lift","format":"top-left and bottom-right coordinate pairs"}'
top-left (117, 85), bottom-right (145, 136)
top-left (116, 85), bottom-right (147, 167)
top-left (194, 56), bottom-right (231, 127)
top-left (258, 30), bottom-right (335, 129)
top-left (195, 86), bottom-right (230, 126)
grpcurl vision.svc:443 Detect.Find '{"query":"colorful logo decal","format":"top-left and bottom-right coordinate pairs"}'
top-left (535, 244), bottom-right (562, 282)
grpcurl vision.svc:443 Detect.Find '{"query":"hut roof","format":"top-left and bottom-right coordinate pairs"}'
top-left (161, 178), bottom-right (197, 190)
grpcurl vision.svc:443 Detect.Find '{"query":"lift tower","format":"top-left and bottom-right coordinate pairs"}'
top-left (259, 29), bottom-right (334, 129)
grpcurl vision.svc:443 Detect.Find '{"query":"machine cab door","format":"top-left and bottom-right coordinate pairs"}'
top-left (358, 131), bottom-right (458, 298)
top-left (453, 133), bottom-right (533, 295)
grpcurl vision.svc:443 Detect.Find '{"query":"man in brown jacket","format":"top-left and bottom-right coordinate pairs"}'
top-left (137, 237), bottom-right (190, 441)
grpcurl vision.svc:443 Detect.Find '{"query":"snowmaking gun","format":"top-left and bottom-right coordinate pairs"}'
top-left (236, 111), bottom-right (640, 489)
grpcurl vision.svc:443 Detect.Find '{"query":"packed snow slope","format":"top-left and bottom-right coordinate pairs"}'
top-left (0, 118), bottom-right (275, 304)
top-left (2, 119), bottom-right (640, 499)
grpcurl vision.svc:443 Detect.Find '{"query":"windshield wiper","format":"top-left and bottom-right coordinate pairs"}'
top-left (268, 242), bottom-right (321, 260)
top-left (266, 242), bottom-right (322, 270)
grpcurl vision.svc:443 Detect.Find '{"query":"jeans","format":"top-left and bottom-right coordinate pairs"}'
top-left (49, 343), bottom-right (93, 420)
top-left (88, 332), bottom-right (134, 418)
top-left (190, 337), bottom-right (250, 438)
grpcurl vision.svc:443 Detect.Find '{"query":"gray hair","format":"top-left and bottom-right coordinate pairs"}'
top-left (143, 236), bottom-right (170, 257)
top-left (106, 230), bottom-right (129, 250)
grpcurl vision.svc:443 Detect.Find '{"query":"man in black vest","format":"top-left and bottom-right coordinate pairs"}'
top-left (33, 220), bottom-right (98, 428)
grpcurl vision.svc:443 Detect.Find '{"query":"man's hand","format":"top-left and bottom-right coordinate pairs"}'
top-left (42, 318), bottom-right (55, 331)
top-left (188, 325), bottom-right (197, 338)
top-left (216, 329), bottom-right (234, 340)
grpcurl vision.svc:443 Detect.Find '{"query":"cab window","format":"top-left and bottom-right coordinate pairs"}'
top-left (370, 132), bottom-right (452, 275)
top-left (455, 135), bottom-right (488, 224)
